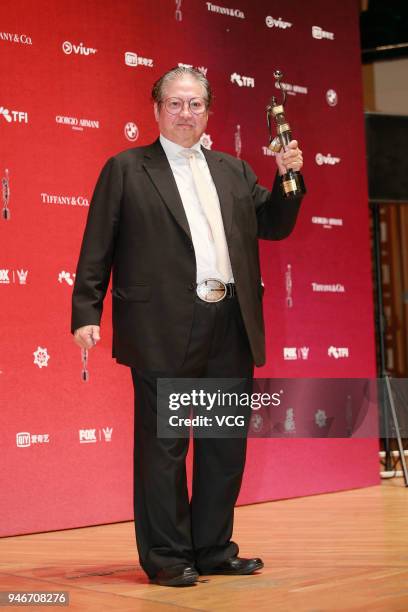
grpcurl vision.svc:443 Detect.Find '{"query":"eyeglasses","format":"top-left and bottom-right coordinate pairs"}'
top-left (162, 97), bottom-right (207, 115)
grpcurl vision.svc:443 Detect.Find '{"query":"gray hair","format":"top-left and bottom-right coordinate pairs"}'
top-left (152, 66), bottom-right (213, 108)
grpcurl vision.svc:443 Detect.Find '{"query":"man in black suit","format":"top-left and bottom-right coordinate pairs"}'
top-left (72, 66), bottom-right (303, 587)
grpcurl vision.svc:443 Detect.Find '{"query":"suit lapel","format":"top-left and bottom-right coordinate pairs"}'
top-left (142, 139), bottom-right (192, 240)
top-left (141, 139), bottom-right (234, 242)
top-left (201, 147), bottom-right (234, 239)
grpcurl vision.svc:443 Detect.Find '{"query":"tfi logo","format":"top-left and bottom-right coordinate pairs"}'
top-left (328, 346), bottom-right (349, 359)
top-left (58, 271), bottom-right (76, 285)
top-left (62, 41), bottom-right (97, 56)
top-left (79, 429), bottom-right (97, 443)
top-left (0, 107), bottom-right (28, 123)
top-left (230, 73), bottom-right (255, 88)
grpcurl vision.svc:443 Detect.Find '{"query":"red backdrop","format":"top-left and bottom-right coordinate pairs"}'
top-left (0, 0), bottom-right (378, 537)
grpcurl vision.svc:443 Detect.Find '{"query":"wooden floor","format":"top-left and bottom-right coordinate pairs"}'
top-left (1, 480), bottom-right (408, 611)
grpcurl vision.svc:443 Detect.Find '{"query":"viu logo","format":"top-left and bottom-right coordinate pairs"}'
top-left (62, 41), bottom-right (97, 56)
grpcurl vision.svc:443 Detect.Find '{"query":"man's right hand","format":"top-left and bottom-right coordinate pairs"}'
top-left (73, 325), bottom-right (101, 349)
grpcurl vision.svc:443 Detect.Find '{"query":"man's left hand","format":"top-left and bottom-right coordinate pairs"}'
top-left (275, 140), bottom-right (303, 176)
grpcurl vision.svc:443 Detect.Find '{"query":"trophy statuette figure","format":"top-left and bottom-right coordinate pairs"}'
top-left (266, 70), bottom-right (306, 198)
top-left (2, 168), bottom-right (11, 220)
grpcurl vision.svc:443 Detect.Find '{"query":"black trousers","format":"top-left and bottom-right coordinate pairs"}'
top-left (131, 293), bottom-right (254, 579)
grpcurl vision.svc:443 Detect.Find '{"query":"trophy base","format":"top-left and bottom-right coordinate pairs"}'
top-left (280, 171), bottom-right (306, 199)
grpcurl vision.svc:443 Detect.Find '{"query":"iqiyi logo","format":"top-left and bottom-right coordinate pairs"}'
top-left (62, 41), bottom-right (97, 56)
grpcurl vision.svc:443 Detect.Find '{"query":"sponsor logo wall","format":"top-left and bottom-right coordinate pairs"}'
top-left (0, 0), bottom-right (377, 538)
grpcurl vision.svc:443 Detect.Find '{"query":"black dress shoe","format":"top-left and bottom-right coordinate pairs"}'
top-left (199, 556), bottom-right (264, 575)
top-left (151, 564), bottom-right (199, 587)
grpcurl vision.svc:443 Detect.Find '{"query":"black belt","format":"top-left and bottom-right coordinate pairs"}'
top-left (224, 283), bottom-right (236, 298)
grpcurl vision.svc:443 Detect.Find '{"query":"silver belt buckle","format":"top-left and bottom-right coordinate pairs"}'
top-left (196, 279), bottom-right (227, 303)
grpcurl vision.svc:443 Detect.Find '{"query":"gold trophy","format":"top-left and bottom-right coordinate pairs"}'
top-left (266, 70), bottom-right (306, 198)
top-left (2, 168), bottom-right (10, 220)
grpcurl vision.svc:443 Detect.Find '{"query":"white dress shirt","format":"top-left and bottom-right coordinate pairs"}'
top-left (159, 133), bottom-right (234, 284)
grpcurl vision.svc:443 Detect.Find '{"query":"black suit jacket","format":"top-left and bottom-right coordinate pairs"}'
top-left (71, 139), bottom-right (302, 370)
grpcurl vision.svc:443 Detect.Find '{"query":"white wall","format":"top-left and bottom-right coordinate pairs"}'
top-left (362, 57), bottom-right (408, 114)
